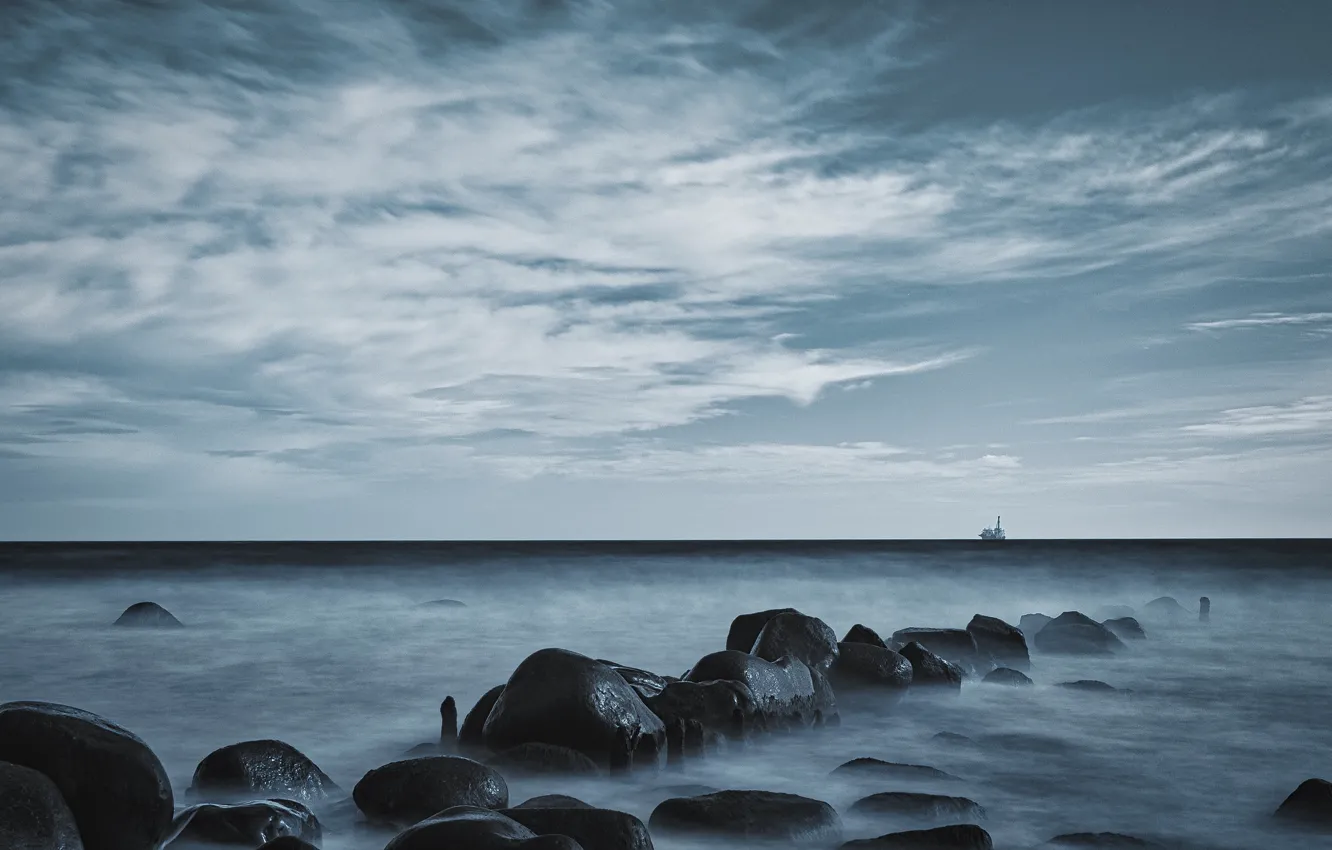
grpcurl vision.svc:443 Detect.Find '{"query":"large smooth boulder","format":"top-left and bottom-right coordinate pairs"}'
top-left (1102, 617), bottom-right (1146, 640)
top-left (0, 701), bottom-right (174, 850)
top-left (352, 756), bottom-right (508, 827)
top-left (1033, 612), bottom-right (1125, 656)
top-left (188, 740), bottom-right (338, 804)
top-left (843, 624), bottom-right (889, 649)
top-left (1274, 777), bottom-right (1332, 828)
top-left (726, 609), bottom-right (800, 653)
top-left (848, 792), bottom-right (986, 824)
top-left (114, 602), bottom-right (184, 628)
top-left (384, 806), bottom-right (583, 850)
top-left (753, 612), bottom-right (840, 673)
top-left (486, 744), bottom-right (601, 777)
top-left (966, 615), bottom-right (1029, 671)
top-left (483, 649), bottom-right (666, 768)
top-left (650, 790), bottom-right (841, 845)
top-left (459, 685), bottom-right (506, 754)
top-left (0, 760), bottom-right (84, 850)
top-left (644, 679), bottom-right (755, 742)
top-left (841, 824), bottom-right (992, 848)
top-left (897, 643), bottom-right (963, 690)
top-left (168, 799), bottom-right (320, 848)
top-left (891, 629), bottom-right (981, 673)
top-left (982, 667), bottom-right (1032, 687)
top-left (1019, 614), bottom-right (1051, 637)
top-left (684, 651), bottom-right (828, 727)
top-left (829, 642), bottom-right (912, 700)
top-left (502, 806), bottom-right (653, 850)
top-left (831, 758), bottom-right (959, 783)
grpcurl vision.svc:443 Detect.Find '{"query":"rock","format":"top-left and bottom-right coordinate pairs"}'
top-left (841, 824), bottom-right (993, 849)
top-left (897, 642), bottom-right (964, 690)
top-left (831, 758), bottom-right (960, 783)
top-left (1199, 596), bottom-right (1210, 622)
top-left (650, 790), bottom-right (841, 845)
top-left (113, 602), bottom-right (183, 628)
top-left (753, 612), bottom-right (840, 673)
top-left (517, 795), bottom-right (594, 809)
top-left (502, 806), bottom-right (654, 850)
top-left (1142, 597), bottom-right (1189, 619)
top-left (982, 667), bottom-right (1033, 687)
top-left (829, 642), bottom-right (913, 699)
top-left (844, 624), bottom-right (889, 649)
top-left (486, 743), bottom-right (602, 777)
top-left (1092, 605), bottom-right (1136, 622)
top-left (460, 685), bottom-right (506, 754)
top-left (1273, 777), bottom-right (1332, 828)
top-left (384, 806), bottom-right (583, 850)
top-left (1033, 612), bottom-right (1125, 656)
top-left (0, 760), bottom-right (84, 850)
top-left (1101, 618), bottom-right (1146, 640)
top-left (848, 792), bottom-right (986, 824)
top-left (168, 799), bottom-right (320, 847)
top-left (1057, 680), bottom-right (1123, 694)
top-left (890, 629), bottom-right (982, 673)
top-left (645, 679), bottom-right (755, 759)
top-left (966, 615), bottom-right (1030, 671)
top-left (726, 608), bottom-right (801, 653)
top-left (1043, 834), bottom-right (1158, 847)
top-left (1019, 614), bottom-right (1051, 637)
top-left (598, 661), bottom-right (671, 700)
top-left (255, 838), bottom-right (320, 850)
top-left (188, 740), bottom-right (338, 804)
top-left (483, 649), bottom-right (667, 769)
top-left (684, 650), bottom-right (828, 728)
top-left (352, 756), bottom-right (508, 827)
top-left (0, 701), bottom-right (174, 850)
top-left (420, 598), bottom-right (467, 608)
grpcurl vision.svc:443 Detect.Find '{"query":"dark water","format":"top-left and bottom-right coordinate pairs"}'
top-left (1, 540), bottom-right (1329, 849)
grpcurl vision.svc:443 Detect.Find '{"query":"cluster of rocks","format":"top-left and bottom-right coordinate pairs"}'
top-left (5, 593), bottom-right (1321, 850)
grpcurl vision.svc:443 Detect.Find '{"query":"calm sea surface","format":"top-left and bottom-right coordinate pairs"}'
top-left (1, 540), bottom-right (1329, 849)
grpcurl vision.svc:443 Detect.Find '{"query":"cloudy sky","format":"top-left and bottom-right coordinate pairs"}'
top-left (2, 0), bottom-right (1330, 540)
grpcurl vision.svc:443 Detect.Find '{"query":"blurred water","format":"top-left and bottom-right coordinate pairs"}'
top-left (1, 541), bottom-right (1329, 850)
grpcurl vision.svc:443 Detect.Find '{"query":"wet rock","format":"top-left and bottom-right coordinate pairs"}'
top-left (459, 685), bottom-right (506, 754)
top-left (113, 601), bottom-right (183, 628)
top-left (483, 649), bottom-right (667, 768)
top-left (517, 795), bottom-right (594, 809)
top-left (753, 612), bottom-right (840, 673)
top-left (1273, 777), bottom-right (1332, 828)
top-left (1019, 614), bottom-right (1052, 637)
top-left (891, 629), bottom-right (982, 673)
top-left (188, 740), bottom-right (338, 804)
top-left (1043, 833), bottom-right (1158, 847)
top-left (420, 598), bottom-right (467, 608)
top-left (384, 806), bottom-right (583, 850)
top-left (1199, 596), bottom-right (1210, 622)
top-left (168, 799), bottom-right (320, 848)
top-left (1101, 617), bottom-right (1146, 640)
top-left (1057, 680), bottom-right (1125, 694)
top-left (830, 642), bottom-right (913, 700)
top-left (844, 624), bottom-right (890, 649)
top-left (1092, 605), bottom-right (1137, 622)
top-left (1142, 597), bottom-right (1189, 620)
top-left (684, 650), bottom-right (828, 727)
top-left (966, 615), bottom-right (1030, 671)
top-left (831, 758), bottom-right (960, 783)
top-left (1033, 612), bottom-right (1125, 656)
top-left (898, 642), bottom-right (964, 690)
top-left (982, 667), bottom-right (1032, 687)
top-left (255, 838), bottom-right (319, 850)
top-left (841, 824), bottom-right (992, 849)
top-left (502, 806), bottom-right (653, 850)
top-left (0, 701), bottom-right (174, 850)
top-left (0, 760), bottom-right (84, 850)
top-left (486, 743), bottom-right (602, 777)
top-left (598, 661), bottom-right (671, 700)
top-left (352, 756), bottom-right (508, 827)
top-left (645, 679), bottom-right (756, 746)
top-left (849, 792), bottom-right (985, 823)
top-left (650, 790), bottom-right (841, 845)
top-left (726, 608), bottom-right (801, 652)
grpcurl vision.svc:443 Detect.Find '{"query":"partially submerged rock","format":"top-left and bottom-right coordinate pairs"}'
top-left (169, 799), bottom-right (320, 848)
top-left (848, 792), bottom-right (986, 823)
top-left (0, 760), bottom-right (84, 850)
top-left (753, 612), bottom-right (840, 673)
top-left (1057, 680), bottom-right (1125, 694)
top-left (840, 823), bottom-right (993, 849)
top-left (726, 608), bottom-right (801, 653)
top-left (982, 667), bottom-right (1033, 687)
top-left (830, 642), bottom-right (913, 700)
top-left (891, 629), bottom-right (982, 673)
top-left (598, 661), bottom-right (672, 701)
top-left (1019, 614), bottom-right (1052, 637)
top-left (501, 806), bottom-right (654, 850)
top-left (644, 679), bottom-right (755, 745)
top-left (1043, 833), bottom-right (1159, 847)
top-left (352, 756), bottom-right (508, 827)
top-left (967, 615), bottom-right (1030, 671)
top-left (188, 740), bottom-right (339, 804)
top-left (1101, 617), bottom-right (1146, 640)
top-left (831, 758), bottom-right (960, 783)
top-left (114, 602), bottom-right (183, 628)
top-left (843, 624), bottom-right (890, 649)
top-left (898, 642), bottom-right (964, 690)
top-left (383, 806), bottom-right (583, 850)
top-left (1273, 777), bottom-right (1332, 828)
top-left (1033, 612), bottom-right (1125, 656)
top-left (684, 650), bottom-right (828, 728)
top-left (459, 685), bottom-right (506, 754)
top-left (486, 743), bottom-right (601, 777)
top-left (1142, 596), bottom-right (1190, 619)
top-left (650, 790), bottom-right (841, 845)
top-left (517, 795), bottom-right (594, 810)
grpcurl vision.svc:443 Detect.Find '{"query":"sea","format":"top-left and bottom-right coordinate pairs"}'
top-left (1, 540), bottom-right (1329, 850)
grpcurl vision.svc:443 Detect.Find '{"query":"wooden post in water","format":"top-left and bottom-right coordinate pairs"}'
top-left (440, 696), bottom-right (458, 746)
top-left (1199, 596), bottom-right (1210, 623)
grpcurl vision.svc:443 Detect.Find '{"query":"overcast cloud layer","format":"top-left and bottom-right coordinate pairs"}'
top-left (2, 0), bottom-right (1330, 539)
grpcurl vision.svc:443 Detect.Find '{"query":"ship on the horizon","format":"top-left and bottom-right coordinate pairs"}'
top-left (980, 515), bottom-right (1006, 540)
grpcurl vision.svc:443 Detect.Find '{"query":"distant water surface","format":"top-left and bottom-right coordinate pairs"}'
top-left (1, 540), bottom-right (1329, 850)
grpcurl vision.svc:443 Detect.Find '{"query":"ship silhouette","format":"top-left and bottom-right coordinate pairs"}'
top-left (980, 515), bottom-right (1006, 540)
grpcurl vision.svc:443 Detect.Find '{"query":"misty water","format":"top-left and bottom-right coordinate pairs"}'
top-left (1, 541), bottom-right (1329, 850)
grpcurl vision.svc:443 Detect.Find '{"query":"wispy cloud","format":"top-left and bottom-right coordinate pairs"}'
top-left (1185, 312), bottom-right (1332, 332)
top-left (1181, 396), bottom-right (1332, 438)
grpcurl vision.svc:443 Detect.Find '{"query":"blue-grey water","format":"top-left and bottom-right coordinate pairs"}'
top-left (1, 541), bottom-right (1329, 850)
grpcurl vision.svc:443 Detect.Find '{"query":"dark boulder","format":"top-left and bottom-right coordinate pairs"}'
top-left (352, 756), bottom-right (508, 827)
top-left (168, 799), bottom-right (320, 848)
top-left (891, 629), bottom-right (981, 673)
top-left (1142, 597), bottom-right (1189, 620)
top-left (1033, 612), bottom-right (1125, 656)
top-left (966, 615), bottom-right (1029, 671)
top-left (460, 685), bottom-right (506, 754)
top-left (848, 792), bottom-right (985, 824)
top-left (482, 649), bottom-right (666, 768)
top-left (684, 650), bottom-right (828, 727)
top-left (1019, 614), bottom-right (1051, 637)
top-left (650, 790), bottom-right (841, 845)
top-left (831, 758), bottom-right (960, 783)
top-left (897, 642), bottom-right (963, 690)
top-left (1102, 617), bottom-right (1146, 640)
top-left (188, 740), bottom-right (338, 804)
top-left (0, 760), bottom-right (84, 850)
top-left (841, 824), bottom-right (992, 849)
top-left (420, 598), bottom-right (467, 607)
top-left (1057, 680), bottom-right (1124, 694)
top-left (1044, 834), bottom-right (1158, 847)
top-left (0, 701), bottom-right (174, 850)
top-left (517, 795), bottom-right (593, 809)
top-left (384, 806), bottom-right (583, 850)
top-left (645, 679), bottom-right (756, 747)
top-left (726, 608), bottom-right (800, 653)
top-left (502, 806), bottom-right (653, 850)
top-left (982, 667), bottom-right (1032, 687)
top-left (1274, 777), bottom-right (1332, 828)
top-left (486, 743), bottom-right (601, 777)
top-left (753, 612), bottom-right (840, 673)
top-left (829, 642), bottom-right (913, 699)
top-left (598, 661), bottom-right (671, 700)
top-left (113, 601), bottom-right (184, 628)
top-left (844, 624), bottom-right (889, 649)
top-left (255, 838), bottom-right (320, 850)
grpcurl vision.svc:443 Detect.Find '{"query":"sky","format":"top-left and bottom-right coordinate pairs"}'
top-left (1, 0), bottom-right (1330, 540)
